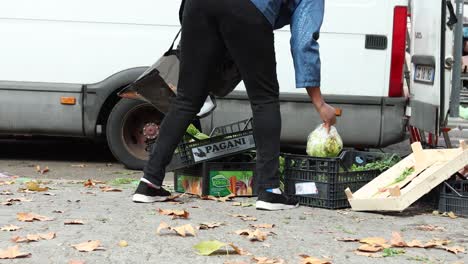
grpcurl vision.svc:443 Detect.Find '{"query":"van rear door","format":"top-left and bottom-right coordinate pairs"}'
top-left (409, 0), bottom-right (455, 134)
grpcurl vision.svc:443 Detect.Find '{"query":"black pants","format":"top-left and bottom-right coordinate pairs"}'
top-left (143, 0), bottom-right (281, 190)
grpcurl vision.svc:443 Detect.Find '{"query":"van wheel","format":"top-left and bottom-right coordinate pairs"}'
top-left (106, 99), bottom-right (164, 170)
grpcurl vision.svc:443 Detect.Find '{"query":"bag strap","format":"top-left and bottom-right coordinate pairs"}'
top-left (164, 29), bottom-right (182, 56)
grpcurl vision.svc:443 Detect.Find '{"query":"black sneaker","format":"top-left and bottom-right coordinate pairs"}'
top-left (132, 182), bottom-right (171, 203)
top-left (256, 191), bottom-right (299, 211)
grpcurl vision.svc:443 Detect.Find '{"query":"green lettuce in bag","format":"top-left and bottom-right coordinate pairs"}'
top-left (306, 125), bottom-right (343, 158)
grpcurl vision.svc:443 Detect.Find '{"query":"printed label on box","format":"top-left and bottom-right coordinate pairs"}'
top-left (191, 135), bottom-right (255, 162)
top-left (209, 170), bottom-right (254, 197)
top-left (295, 182), bottom-right (318, 195)
top-left (176, 175), bottom-right (203, 196)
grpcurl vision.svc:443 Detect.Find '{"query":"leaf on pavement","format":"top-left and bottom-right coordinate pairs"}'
top-left (68, 260), bottom-right (86, 264)
top-left (1, 224), bottom-right (21, 231)
top-left (118, 240), bottom-right (128, 247)
top-left (0, 181), bottom-right (15, 186)
top-left (236, 229), bottom-right (268, 242)
top-left (17, 212), bottom-right (53, 222)
top-left (415, 225), bottom-right (445, 232)
top-left (441, 246), bottom-right (465, 254)
top-left (72, 240), bottom-right (105, 252)
top-left (250, 224), bottom-right (275, 229)
top-left (390, 232), bottom-right (407, 247)
top-left (201, 193), bottom-right (235, 202)
top-left (229, 243), bottom-right (251, 256)
top-left (36, 166), bottom-right (49, 175)
top-left (447, 211), bottom-right (457, 219)
top-left (336, 238), bottom-right (359, 242)
top-left (359, 237), bottom-right (387, 246)
top-left (353, 250), bottom-right (382, 258)
top-left (7, 198), bottom-right (32, 203)
top-left (157, 222), bottom-right (195, 237)
top-left (299, 254), bottom-right (332, 264)
top-left (53, 210), bottom-right (64, 214)
top-left (71, 164), bottom-right (87, 168)
top-left (358, 244), bottom-right (383, 253)
top-left (0, 190), bottom-right (13, 195)
top-left (11, 232), bottom-right (55, 243)
top-left (242, 217), bottom-right (257, 222)
top-left (406, 240), bottom-right (425, 248)
top-left (83, 179), bottom-right (95, 187)
top-left (193, 240), bottom-right (227, 256)
top-left (64, 220), bottom-right (84, 225)
top-left (252, 256), bottom-right (286, 264)
top-left (424, 239), bottom-right (450, 248)
top-left (25, 181), bottom-right (48, 192)
top-left (0, 245), bottom-right (31, 259)
top-left (99, 186), bottom-right (122, 192)
top-left (158, 209), bottom-right (189, 219)
top-left (198, 222), bottom-right (223, 230)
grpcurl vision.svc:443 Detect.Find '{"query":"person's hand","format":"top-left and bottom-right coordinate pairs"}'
top-left (318, 103), bottom-right (336, 132)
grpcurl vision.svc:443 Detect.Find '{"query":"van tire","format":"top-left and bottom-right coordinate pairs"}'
top-left (106, 99), bottom-right (164, 170)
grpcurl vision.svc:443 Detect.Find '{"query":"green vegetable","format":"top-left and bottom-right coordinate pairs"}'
top-left (393, 167), bottom-right (415, 184)
top-left (350, 155), bottom-right (401, 172)
top-left (186, 124), bottom-right (210, 140)
top-left (382, 248), bottom-right (405, 257)
top-left (306, 125), bottom-right (343, 158)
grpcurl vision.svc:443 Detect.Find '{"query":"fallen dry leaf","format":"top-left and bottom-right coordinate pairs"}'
top-left (229, 243), bottom-right (251, 256)
top-left (447, 212), bottom-right (457, 219)
top-left (17, 212), bottom-right (53, 222)
top-left (299, 254), bottom-right (332, 264)
top-left (118, 240), bottom-right (128, 247)
top-left (441, 246), bottom-right (465, 254)
top-left (11, 232), bottom-right (55, 243)
top-left (99, 186), bottom-right (122, 192)
top-left (358, 244), bottom-right (383, 253)
top-left (198, 222), bottom-right (223, 230)
top-left (390, 232), bottom-right (407, 247)
top-left (7, 198), bottom-right (32, 203)
top-left (201, 193), bottom-right (235, 202)
top-left (36, 166), bottom-right (49, 174)
top-left (415, 225), bottom-right (445, 232)
top-left (0, 181), bottom-right (15, 186)
top-left (252, 257), bottom-right (285, 264)
top-left (250, 224), bottom-right (275, 229)
top-left (236, 229), bottom-right (268, 242)
top-left (157, 222), bottom-right (195, 237)
top-left (83, 179), bottom-right (95, 187)
top-left (1, 224), bottom-right (21, 231)
top-left (424, 239), bottom-right (450, 248)
top-left (68, 260), bottom-right (85, 264)
top-left (0, 245), bottom-right (31, 259)
top-left (71, 164), bottom-right (87, 168)
top-left (53, 210), bottom-right (64, 214)
top-left (359, 237), bottom-right (387, 246)
top-left (72, 240), bottom-right (105, 252)
top-left (158, 209), bottom-right (189, 219)
top-left (406, 240), bottom-right (425, 248)
top-left (337, 238), bottom-right (359, 242)
top-left (0, 190), bottom-right (13, 195)
top-left (43, 192), bottom-right (56, 196)
top-left (241, 217), bottom-right (257, 222)
top-left (25, 181), bottom-right (48, 192)
top-left (64, 220), bottom-right (84, 225)
top-left (354, 250), bottom-right (382, 258)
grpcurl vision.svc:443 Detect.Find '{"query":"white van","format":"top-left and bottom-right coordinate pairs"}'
top-left (0, 0), bottom-right (457, 169)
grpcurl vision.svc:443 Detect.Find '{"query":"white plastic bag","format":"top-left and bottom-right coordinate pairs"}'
top-left (306, 125), bottom-right (343, 158)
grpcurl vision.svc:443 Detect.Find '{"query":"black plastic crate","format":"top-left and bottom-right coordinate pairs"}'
top-left (284, 150), bottom-right (395, 209)
top-left (167, 119), bottom-right (255, 171)
top-left (438, 180), bottom-right (468, 217)
top-left (174, 161), bottom-right (257, 197)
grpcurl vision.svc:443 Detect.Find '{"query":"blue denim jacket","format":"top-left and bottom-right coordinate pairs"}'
top-left (250, 0), bottom-right (325, 88)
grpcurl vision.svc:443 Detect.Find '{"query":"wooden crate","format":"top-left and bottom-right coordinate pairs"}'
top-left (346, 141), bottom-right (468, 212)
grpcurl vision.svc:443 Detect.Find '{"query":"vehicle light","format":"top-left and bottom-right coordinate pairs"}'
top-left (60, 97), bottom-right (76, 105)
top-left (388, 6), bottom-right (408, 97)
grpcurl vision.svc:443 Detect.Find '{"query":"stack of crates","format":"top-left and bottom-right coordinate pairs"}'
top-left (169, 119), bottom-right (258, 197)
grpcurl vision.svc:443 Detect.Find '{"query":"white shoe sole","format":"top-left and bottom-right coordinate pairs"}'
top-left (255, 201), bottom-right (299, 211)
top-left (132, 194), bottom-right (168, 203)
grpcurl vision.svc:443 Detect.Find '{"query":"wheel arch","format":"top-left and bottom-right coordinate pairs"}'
top-left (83, 67), bottom-right (148, 137)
